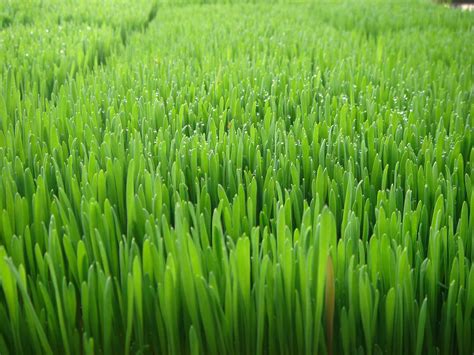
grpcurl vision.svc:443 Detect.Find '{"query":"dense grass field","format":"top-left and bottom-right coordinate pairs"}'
top-left (0, 0), bottom-right (473, 354)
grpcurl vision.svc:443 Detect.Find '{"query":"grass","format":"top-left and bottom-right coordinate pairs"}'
top-left (0, 0), bottom-right (473, 354)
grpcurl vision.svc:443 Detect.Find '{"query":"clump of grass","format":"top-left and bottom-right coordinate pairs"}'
top-left (0, 0), bottom-right (473, 354)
